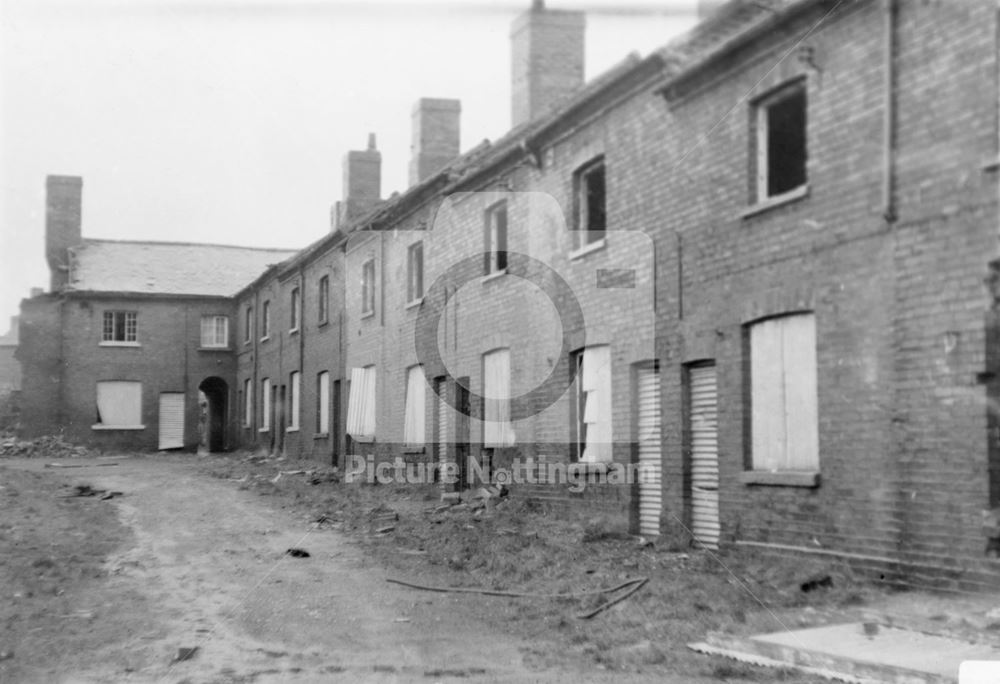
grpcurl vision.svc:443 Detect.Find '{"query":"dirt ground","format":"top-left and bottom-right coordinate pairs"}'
top-left (2, 450), bottom-right (997, 684)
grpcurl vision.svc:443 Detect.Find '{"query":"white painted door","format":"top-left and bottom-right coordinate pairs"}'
top-left (158, 393), bottom-right (185, 450)
top-left (636, 363), bottom-right (662, 537)
top-left (689, 365), bottom-right (720, 549)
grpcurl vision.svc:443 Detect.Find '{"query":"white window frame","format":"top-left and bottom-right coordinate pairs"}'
top-left (288, 371), bottom-right (300, 430)
top-left (317, 371), bottom-right (330, 435)
top-left (200, 315), bottom-right (229, 348)
top-left (749, 313), bottom-right (819, 472)
top-left (261, 301), bottom-right (270, 340)
top-left (403, 365), bottom-right (426, 446)
top-left (243, 378), bottom-right (252, 427)
top-left (100, 310), bottom-right (138, 345)
top-left (573, 157), bottom-right (606, 249)
top-left (260, 378), bottom-right (271, 432)
top-left (754, 80), bottom-right (808, 204)
top-left (407, 242), bottom-right (424, 304)
top-left (93, 381), bottom-right (144, 430)
top-left (574, 345), bottom-right (612, 463)
top-left (482, 348), bottom-right (515, 447)
top-left (361, 259), bottom-right (376, 316)
top-left (485, 201), bottom-right (508, 276)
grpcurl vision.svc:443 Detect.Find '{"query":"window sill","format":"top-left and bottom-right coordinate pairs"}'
top-left (481, 269), bottom-right (507, 284)
top-left (741, 184), bottom-right (810, 219)
top-left (99, 341), bottom-right (140, 348)
top-left (258, 427), bottom-right (270, 433)
top-left (405, 298), bottom-right (423, 310)
top-left (198, 346), bottom-right (230, 352)
top-left (361, 310), bottom-right (375, 320)
top-left (983, 157), bottom-right (1000, 172)
top-left (289, 328), bottom-right (300, 336)
top-left (402, 445), bottom-right (425, 454)
top-left (569, 237), bottom-right (607, 261)
top-left (260, 336), bottom-right (270, 343)
top-left (244, 340), bottom-right (252, 347)
top-left (740, 470), bottom-right (820, 487)
top-left (351, 434), bottom-right (375, 443)
top-left (91, 424), bottom-right (145, 431)
top-left (318, 320), bottom-right (329, 328)
top-left (286, 426), bottom-right (300, 433)
top-left (314, 432), bottom-right (329, 440)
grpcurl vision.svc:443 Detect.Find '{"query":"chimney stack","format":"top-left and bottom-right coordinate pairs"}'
top-left (510, 0), bottom-right (585, 128)
top-left (333, 134), bottom-right (382, 231)
top-left (45, 175), bottom-right (83, 292)
top-left (409, 98), bottom-right (461, 187)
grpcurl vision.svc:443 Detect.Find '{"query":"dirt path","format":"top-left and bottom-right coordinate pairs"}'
top-left (3, 455), bottom-right (580, 683)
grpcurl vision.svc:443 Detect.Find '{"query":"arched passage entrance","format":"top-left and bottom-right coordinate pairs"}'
top-left (198, 376), bottom-right (228, 452)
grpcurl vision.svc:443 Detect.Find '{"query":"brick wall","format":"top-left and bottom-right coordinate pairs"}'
top-left (19, 293), bottom-right (238, 451)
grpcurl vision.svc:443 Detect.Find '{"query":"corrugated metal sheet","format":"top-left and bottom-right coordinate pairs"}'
top-left (637, 363), bottom-right (662, 537)
top-left (690, 365), bottom-right (720, 549)
top-left (158, 393), bottom-right (185, 450)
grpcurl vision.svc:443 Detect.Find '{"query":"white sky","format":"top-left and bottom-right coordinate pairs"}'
top-left (0, 0), bottom-right (698, 328)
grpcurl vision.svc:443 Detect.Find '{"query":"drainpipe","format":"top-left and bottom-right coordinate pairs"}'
top-left (882, 0), bottom-right (897, 224)
top-left (298, 265), bottom-right (306, 457)
top-left (253, 287), bottom-right (260, 440)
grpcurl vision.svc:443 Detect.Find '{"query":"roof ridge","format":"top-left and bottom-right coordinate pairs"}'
top-left (80, 237), bottom-right (298, 253)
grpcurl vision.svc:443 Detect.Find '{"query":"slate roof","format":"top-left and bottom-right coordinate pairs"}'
top-left (67, 239), bottom-right (297, 298)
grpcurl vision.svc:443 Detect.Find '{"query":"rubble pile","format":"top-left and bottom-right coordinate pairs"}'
top-left (0, 434), bottom-right (92, 459)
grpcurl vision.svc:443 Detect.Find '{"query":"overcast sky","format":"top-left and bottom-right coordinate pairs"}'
top-left (0, 0), bottom-right (698, 328)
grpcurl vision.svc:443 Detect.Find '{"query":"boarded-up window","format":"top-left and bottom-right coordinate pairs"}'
top-left (483, 349), bottom-right (515, 447)
top-left (318, 276), bottom-right (329, 324)
top-left (361, 260), bottom-right (376, 315)
top-left (750, 313), bottom-right (819, 471)
top-left (407, 242), bottom-right (424, 303)
top-left (94, 381), bottom-right (142, 428)
top-left (243, 378), bottom-right (252, 427)
top-left (317, 371), bottom-right (330, 434)
top-left (289, 371), bottom-right (300, 429)
top-left (261, 378), bottom-right (271, 431)
top-left (575, 345), bottom-right (612, 463)
top-left (346, 366), bottom-right (376, 438)
top-left (404, 365), bottom-right (426, 445)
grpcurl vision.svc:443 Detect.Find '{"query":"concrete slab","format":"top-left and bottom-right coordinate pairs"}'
top-left (751, 623), bottom-right (1000, 681)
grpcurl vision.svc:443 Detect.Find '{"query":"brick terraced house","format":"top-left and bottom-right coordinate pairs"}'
top-left (17, 0), bottom-right (1000, 589)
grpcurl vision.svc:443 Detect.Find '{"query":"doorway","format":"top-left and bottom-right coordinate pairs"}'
top-left (198, 377), bottom-right (228, 452)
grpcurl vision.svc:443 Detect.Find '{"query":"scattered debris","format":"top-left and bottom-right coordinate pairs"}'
top-left (577, 578), bottom-right (649, 620)
top-left (65, 484), bottom-right (122, 499)
top-left (424, 668), bottom-right (487, 678)
top-left (0, 650), bottom-right (13, 661)
top-left (44, 462), bottom-right (118, 469)
top-left (800, 574), bottom-right (834, 593)
top-left (386, 576), bottom-right (648, 602)
top-left (286, 548), bottom-right (311, 558)
top-left (393, 617), bottom-right (410, 623)
top-left (375, 525), bottom-right (396, 534)
top-left (174, 646), bottom-right (199, 662)
top-left (1, 435), bottom-right (93, 459)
